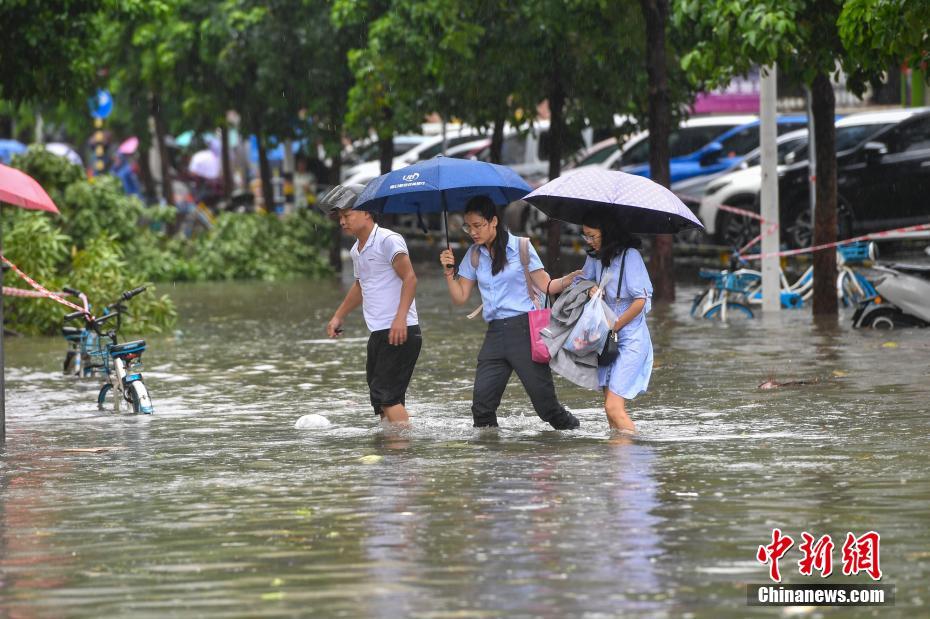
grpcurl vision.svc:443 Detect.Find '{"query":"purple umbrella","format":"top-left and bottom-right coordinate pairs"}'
top-left (524, 168), bottom-right (703, 233)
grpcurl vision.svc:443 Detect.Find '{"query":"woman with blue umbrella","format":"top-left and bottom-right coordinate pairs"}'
top-left (439, 196), bottom-right (580, 430)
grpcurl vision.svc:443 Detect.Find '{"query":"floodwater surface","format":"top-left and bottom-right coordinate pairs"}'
top-left (2, 269), bottom-right (928, 618)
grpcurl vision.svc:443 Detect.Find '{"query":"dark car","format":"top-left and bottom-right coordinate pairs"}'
top-left (778, 108), bottom-right (930, 248)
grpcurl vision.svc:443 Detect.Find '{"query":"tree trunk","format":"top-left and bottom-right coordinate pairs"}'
top-left (546, 75), bottom-right (565, 277)
top-left (256, 130), bottom-right (275, 213)
top-left (640, 0), bottom-right (674, 301)
top-left (221, 124), bottom-right (233, 200)
top-left (810, 71), bottom-right (838, 317)
top-left (378, 131), bottom-right (394, 176)
top-left (377, 130), bottom-right (394, 227)
top-left (490, 106), bottom-right (506, 164)
top-left (150, 92), bottom-right (174, 206)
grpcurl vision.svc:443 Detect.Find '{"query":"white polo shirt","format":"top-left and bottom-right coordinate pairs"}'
top-left (351, 225), bottom-right (419, 332)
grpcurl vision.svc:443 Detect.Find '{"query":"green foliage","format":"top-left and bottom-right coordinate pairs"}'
top-left (0, 0), bottom-right (108, 104)
top-left (3, 211), bottom-right (70, 284)
top-left (192, 210), bottom-right (333, 281)
top-left (1, 215), bottom-right (175, 336)
top-left (62, 176), bottom-right (146, 249)
top-left (838, 0), bottom-right (930, 94)
top-left (68, 236), bottom-right (178, 337)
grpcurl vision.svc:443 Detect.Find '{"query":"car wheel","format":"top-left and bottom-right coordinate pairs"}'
top-left (785, 200), bottom-right (854, 249)
top-left (715, 198), bottom-right (760, 249)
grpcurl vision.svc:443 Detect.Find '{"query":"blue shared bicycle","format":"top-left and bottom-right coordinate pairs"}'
top-left (61, 287), bottom-right (102, 377)
top-left (64, 286), bottom-right (155, 414)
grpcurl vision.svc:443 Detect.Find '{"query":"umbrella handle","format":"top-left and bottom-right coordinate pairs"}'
top-left (442, 208), bottom-right (458, 277)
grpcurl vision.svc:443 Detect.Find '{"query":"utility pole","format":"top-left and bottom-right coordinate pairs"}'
top-left (760, 65), bottom-right (780, 313)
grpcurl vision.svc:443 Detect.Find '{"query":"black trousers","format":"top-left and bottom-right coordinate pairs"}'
top-left (472, 313), bottom-right (579, 429)
top-left (366, 325), bottom-right (422, 415)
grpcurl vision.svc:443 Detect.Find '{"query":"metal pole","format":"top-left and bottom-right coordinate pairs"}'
top-left (1, 215), bottom-right (5, 444)
top-left (760, 64), bottom-right (780, 313)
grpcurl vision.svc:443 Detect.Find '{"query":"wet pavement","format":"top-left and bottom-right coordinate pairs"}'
top-left (2, 268), bottom-right (928, 617)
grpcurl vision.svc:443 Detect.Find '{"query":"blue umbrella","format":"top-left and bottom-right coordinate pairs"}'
top-left (353, 156), bottom-right (531, 245)
top-left (0, 140), bottom-right (27, 164)
top-left (524, 168), bottom-right (703, 234)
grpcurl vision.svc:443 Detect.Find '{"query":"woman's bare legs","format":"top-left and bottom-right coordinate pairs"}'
top-left (603, 388), bottom-right (635, 434)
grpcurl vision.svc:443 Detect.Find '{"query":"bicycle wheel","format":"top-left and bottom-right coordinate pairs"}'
top-left (838, 270), bottom-right (865, 307)
top-left (703, 301), bottom-right (754, 321)
top-left (97, 383), bottom-right (112, 410)
top-left (691, 289), bottom-right (714, 317)
top-left (128, 381), bottom-right (155, 414)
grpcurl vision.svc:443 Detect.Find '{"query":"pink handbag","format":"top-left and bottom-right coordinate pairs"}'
top-left (528, 304), bottom-right (552, 363)
top-left (518, 238), bottom-right (551, 364)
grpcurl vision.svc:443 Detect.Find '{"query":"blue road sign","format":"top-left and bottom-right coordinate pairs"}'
top-left (89, 89), bottom-right (113, 119)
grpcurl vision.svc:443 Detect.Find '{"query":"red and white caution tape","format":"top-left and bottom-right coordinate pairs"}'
top-left (737, 221), bottom-right (781, 256)
top-left (716, 203), bottom-right (766, 222)
top-left (682, 193), bottom-right (930, 262)
top-left (3, 286), bottom-right (66, 298)
top-left (739, 222), bottom-right (930, 261)
top-left (1, 255), bottom-right (89, 314)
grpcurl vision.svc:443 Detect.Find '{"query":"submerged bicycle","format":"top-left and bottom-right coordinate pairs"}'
top-left (64, 286), bottom-right (155, 414)
top-left (692, 242), bottom-right (878, 321)
top-left (61, 286), bottom-right (94, 376)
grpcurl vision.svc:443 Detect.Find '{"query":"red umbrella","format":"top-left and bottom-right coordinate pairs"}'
top-left (0, 163), bottom-right (60, 213)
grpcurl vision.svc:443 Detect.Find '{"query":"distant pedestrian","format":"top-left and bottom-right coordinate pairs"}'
top-left (325, 185), bottom-right (421, 424)
top-left (111, 153), bottom-right (141, 198)
top-left (577, 211), bottom-right (653, 434)
top-left (439, 196), bottom-right (580, 430)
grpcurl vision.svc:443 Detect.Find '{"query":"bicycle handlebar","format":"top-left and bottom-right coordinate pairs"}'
top-left (64, 310), bottom-right (86, 322)
top-left (95, 312), bottom-right (119, 324)
top-left (63, 286), bottom-right (83, 296)
top-left (121, 286), bottom-right (147, 301)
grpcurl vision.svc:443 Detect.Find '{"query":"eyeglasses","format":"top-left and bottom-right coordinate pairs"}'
top-left (462, 221), bottom-right (489, 234)
top-left (581, 232), bottom-right (601, 243)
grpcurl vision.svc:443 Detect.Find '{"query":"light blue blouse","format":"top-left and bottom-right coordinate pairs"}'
top-left (458, 234), bottom-right (544, 322)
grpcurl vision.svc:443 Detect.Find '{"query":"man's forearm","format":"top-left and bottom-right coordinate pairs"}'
top-left (394, 274), bottom-right (417, 321)
top-left (334, 282), bottom-right (363, 319)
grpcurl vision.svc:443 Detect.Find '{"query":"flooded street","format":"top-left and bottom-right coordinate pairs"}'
top-left (2, 268), bottom-right (929, 618)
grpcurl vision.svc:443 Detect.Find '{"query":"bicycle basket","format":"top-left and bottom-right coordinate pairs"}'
top-left (837, 242), bottom-right (875, 264)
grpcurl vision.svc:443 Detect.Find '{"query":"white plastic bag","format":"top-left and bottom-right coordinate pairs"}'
top-left (563, 290), bottom-right (615, 356)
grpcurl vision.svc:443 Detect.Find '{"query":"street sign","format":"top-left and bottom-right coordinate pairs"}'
top-left (89, 89), bottom-right (113, 120)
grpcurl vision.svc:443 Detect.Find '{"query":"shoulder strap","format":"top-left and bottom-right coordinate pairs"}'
top-left (595, 250), bottom-right (628, 302)
top-left (518, 237), bottom-right (541, 310)
top-left (615, 249), bottom-right (628, 302)
top-left (466, 243), bottom-right (483, 319)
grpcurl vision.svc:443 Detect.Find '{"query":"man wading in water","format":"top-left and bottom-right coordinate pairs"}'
top-left (324, 185), bottom-right (421, 424)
